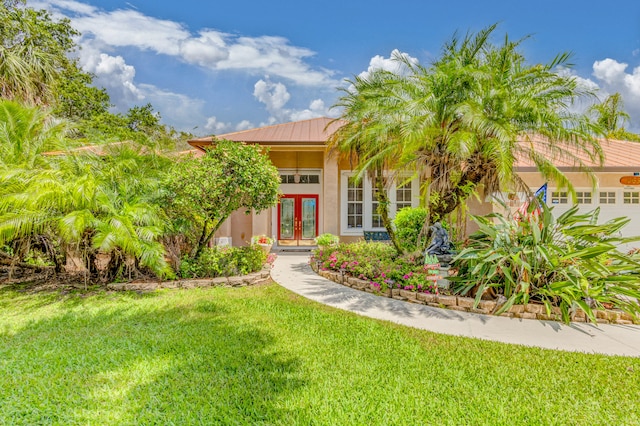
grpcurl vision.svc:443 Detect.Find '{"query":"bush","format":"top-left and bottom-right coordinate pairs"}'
top-left (451, 203), bottom-right (640, 323)
top-left (180, 245), bottom-right (266, 278)
top-left (393, 207), bottom-right (428, 253)
top-left (311, 241), bottom-right (433, 292)
top-left (314, 233), bottom-right (339, 247)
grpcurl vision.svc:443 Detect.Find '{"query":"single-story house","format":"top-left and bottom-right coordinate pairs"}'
top-left (188, 117), bottom-right (640, 248)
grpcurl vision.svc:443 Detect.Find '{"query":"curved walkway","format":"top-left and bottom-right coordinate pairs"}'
top-left (271, 252), bottom-right (640, 357)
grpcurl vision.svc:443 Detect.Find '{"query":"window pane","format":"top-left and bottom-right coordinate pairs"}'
top-left (347, 176), bottom-right (363, 229)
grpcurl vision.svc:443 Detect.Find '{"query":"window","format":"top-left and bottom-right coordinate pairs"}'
top-left (551, 191), bottom-right (568, 204)
top-left (347, 177), bottom-right (363, 229)
top-left (280, 173), bottom-right (320, 184)
top-left (341, 172), bottom-right (418, 235)
top-left (600, 191), bottom-right (616, 204)
top-left (396, 181), bottom-right (412, 211)
top-left (575, 191), bottom-right (592, 204)
top-left (371, 186), bottom-right (384, 228)
top-left (623, 191), bottom-right (640, 204)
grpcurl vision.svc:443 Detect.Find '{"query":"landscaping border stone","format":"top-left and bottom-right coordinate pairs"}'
top-left (106, 266), bottom-right (272, 292)
top-left (310, 262), bottom-right (638, 325)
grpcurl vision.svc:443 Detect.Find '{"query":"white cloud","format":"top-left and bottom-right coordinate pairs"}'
top-left (358, 49), bottom-right (419, 80)
top-left (38, 1), bottom-right (339, 87)
top-left (590, 58), bottom-right (640, 132)
top-left (80, 49), bottom-right (144, 103)
top-left (593, 58), bottom-right (628, 85)
top-left (137, 84), bottom-right (209, 133)
top-left (235, 120), bottom-right (254, 131)
top-left (289, 99), bottom-right (339, 121)
top-left (204, 116), bottom-right (231, 134)
top-left (253, 79), bottom-right (291, 114)
top-left (179, 30), bottom-right (229, 66)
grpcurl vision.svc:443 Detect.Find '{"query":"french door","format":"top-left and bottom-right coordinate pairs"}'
top-left (278, 194), bottom-right (318, 246)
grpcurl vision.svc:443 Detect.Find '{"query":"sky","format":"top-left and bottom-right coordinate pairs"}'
top-left (30, 0), bottom-right (640, 136)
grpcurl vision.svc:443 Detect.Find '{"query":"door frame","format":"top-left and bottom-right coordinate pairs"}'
top-left (277, 194), bottom-right (319, 245)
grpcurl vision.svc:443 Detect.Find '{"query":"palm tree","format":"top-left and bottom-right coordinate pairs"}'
top-left (588, 93), bottom-right (640, 141)
top-left (330, 24), bottom-right (604, 244)
top-left (0, 3), bottom-right (74, 106)
top-left (0, 101), bottom-right (173, 279)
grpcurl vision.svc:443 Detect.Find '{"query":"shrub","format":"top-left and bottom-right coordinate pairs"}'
top-left (180, 245), bottom-right (266, 278)
top-left (393, 207), bottom-right (428, 253)
top-left (451, 203), bottom-right (640, 323)
top-left (311, 241), bottom-right (433, 292)
top-left (314, 233), bottom-right (340, 247)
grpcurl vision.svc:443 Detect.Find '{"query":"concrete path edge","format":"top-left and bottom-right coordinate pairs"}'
top-left (271, 252), bottom-right (640, 357)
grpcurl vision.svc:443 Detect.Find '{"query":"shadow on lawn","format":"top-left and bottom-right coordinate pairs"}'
top-left (0, 297), bottom-right (304, 424)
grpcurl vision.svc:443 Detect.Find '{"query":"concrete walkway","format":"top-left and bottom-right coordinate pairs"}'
top-left (271, 252), bottom-right (640, 357)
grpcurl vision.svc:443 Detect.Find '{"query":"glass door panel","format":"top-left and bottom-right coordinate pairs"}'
top-left (278, 194), bottom-right (319, 246)
top-left (301, 197), bottom-right (317, 240)
top-left (279, 197), bottom-right (295, 239)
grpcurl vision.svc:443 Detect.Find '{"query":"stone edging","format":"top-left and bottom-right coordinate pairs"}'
top-left (310, 264), bottom-right (637, 325)
top-left (106, 266), bottom-right (272, 292)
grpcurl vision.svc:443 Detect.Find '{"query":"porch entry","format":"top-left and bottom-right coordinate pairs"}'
top-left (278, 194), bottom-right (318, 246)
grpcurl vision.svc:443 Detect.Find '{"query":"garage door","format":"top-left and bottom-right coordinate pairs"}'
top-left (547, 188), bottom-right (640, 250)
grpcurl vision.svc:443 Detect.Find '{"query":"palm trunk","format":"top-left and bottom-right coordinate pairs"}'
top-left (373, 170), bottom-right (402, 254)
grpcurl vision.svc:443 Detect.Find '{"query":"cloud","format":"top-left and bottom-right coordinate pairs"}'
top-left (235, 120), bottom-right (254, 131)
top-left (289, 99), bottom-right (339, 121)
top-left (590, 58), bottom-right (640, 132)
top-left (80, 48), bottom-right (144, 104)
top-left (358, 49), bottom-right (419, 80)
top-left (38, 0), bottom-right (339, 87)
top-left (253, 79), bottom-right (291, 115)
top-left (593, 58), bottom-right (628, 85)
top-left (204, 116), bottom-right (231, 134)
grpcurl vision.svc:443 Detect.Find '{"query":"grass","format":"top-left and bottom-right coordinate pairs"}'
top-left (1, 282), bottom-right (639, 425)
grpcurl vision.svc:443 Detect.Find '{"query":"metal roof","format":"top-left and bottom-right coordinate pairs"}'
top-left (188, 118), bottom-right (640, 170)
top-left (188, 117), bottom-right (345, 149)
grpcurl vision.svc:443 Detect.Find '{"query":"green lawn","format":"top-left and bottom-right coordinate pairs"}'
top-left (1, 283), bottom-right (638, 425)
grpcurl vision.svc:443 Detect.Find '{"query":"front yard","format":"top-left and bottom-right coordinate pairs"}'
top-left (1, 283), bottom-right (638, 425)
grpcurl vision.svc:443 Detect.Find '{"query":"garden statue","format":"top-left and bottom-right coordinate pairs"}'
top-left (426, 222), bottom-right (455, 265)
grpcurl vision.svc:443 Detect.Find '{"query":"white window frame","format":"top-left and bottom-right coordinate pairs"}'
top-left (574, 191), bottom-right (593, 205)
top-left (340, 171), bottom-right (420, 236)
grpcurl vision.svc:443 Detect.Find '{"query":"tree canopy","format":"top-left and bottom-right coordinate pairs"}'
top-left (330, 24), bottom-right (605, 248)
top-left (166, 140), bottom-right (281, 258)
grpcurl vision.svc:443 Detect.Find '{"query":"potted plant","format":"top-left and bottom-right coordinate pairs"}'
top-left (251, 235), bottom-right (274, 254)
top-left (314, 233), bottom-right (340, 250)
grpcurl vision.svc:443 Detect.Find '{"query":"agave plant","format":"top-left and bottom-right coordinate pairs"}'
top-left (451, 201), bottom-right (640, 323)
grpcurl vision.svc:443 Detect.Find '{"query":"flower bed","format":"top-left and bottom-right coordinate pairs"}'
top-left (310, 261), bottom-right (636, 325)
top-left (310, 243), bottom-right (639, 326)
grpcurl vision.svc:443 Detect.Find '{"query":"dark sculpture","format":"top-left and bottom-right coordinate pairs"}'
top-left (426, 222), bottom-right (455, 265)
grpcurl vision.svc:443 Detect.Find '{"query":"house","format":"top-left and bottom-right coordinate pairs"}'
top-left (513, 136), bottom-right (640, 239)
top-left (188, 117), bottom-right (640, 247)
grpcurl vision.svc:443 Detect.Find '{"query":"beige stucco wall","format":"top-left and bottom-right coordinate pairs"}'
top-left (517, 170), bottom-right (638, 189)
top-left (323, 152), bottom-right (339, 235)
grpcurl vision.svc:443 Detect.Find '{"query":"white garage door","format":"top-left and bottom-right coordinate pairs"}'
top-left (547, 188), bottom-right (640, 250)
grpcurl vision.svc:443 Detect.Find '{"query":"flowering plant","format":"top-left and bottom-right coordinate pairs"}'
top-left (251, 235), bottom-right (274, 245)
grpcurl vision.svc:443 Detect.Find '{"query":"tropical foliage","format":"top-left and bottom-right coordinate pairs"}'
top-left (312, 241), bottom-right (439, 294)
top-left (165, 139), bottom-right (281, 259)
top-left (451, 202), bottom-right (640, 323)
top-left (0, 102), bottom-right (174, 280)
top-left (589, 92), bottom-right (640, 142)
top-left (329, 24), bottom-right (605, 249)
top-left (179, 245), bottom-right (266, 278)
top-left (393, 207), bottom-right (429, 253)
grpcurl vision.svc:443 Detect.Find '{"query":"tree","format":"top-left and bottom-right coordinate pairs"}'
top-left (166, 139), bottom-right (281, 258)
top-left (330, 24), bottom-right (604, 248)
top-left (0, 100), bottom-right (174, 279)
top-left (0, 1), bottom-right (78, 106)
top-left (589, 93), bottom-right (640, 141)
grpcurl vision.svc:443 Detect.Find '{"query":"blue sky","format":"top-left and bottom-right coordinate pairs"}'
top-left (32, 0), bottom-right (640, 135)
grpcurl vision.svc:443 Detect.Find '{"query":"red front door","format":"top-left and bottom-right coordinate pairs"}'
top-left (278, 194), bottom-right (318, 246)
